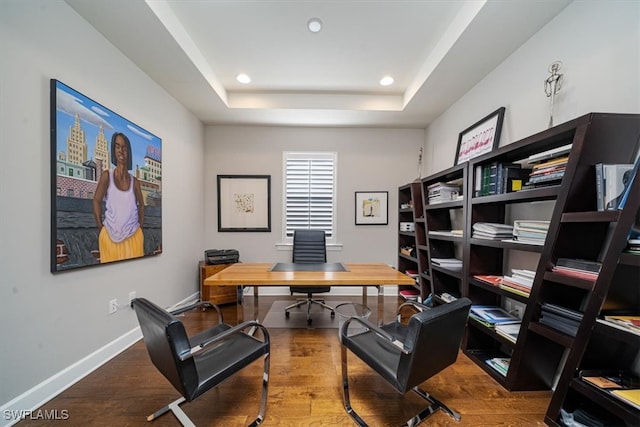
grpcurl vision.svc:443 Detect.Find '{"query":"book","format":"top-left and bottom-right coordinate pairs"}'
top-left (485, 357), bottom-right (510, 376)
top-left (595, 163), bottom-right (634, 210)
top-left (473, 275), bottom-right (503, 286)
top-left (610, 389), bottom-right (640, 410)
top-left (616, 153), bottom-right (640, 210)
top-left (527, 143), bottom-right (572, 164)
top-left (495, 323), bottom-right (521, 343)
top-left (470, 305), bottom-right (521, 325)
top-left (556, 258), bottom-right (602, 273)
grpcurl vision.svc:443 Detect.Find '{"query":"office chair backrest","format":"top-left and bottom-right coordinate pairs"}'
top-left (292, 229), bottom-right (327, 263)
top-left (132, 298), bottom-right (198, 399)
top-left (397, 297), bottom-right (471, 392)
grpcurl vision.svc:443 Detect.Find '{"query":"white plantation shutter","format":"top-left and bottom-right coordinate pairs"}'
top-left (284, 152), bottom-right (336, 240)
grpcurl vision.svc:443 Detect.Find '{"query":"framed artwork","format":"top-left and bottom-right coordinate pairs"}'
top-left (50, 79), bottom-right (163, 273)
top-left (355, 191), bottom-right (388, 225)
top-left (454, 107), bottom-right (506, 165)
top-left (217, 175), bottom-right (271, 232)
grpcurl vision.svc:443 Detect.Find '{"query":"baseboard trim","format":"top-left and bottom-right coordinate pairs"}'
top-left (0, 292), bottom-right (199, 427)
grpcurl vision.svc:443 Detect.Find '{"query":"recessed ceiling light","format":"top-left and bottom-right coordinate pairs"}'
top-left (380, 76), bottom-right (394, 86)
top-left (236, 73), bottom-right (251, 84)
top-left (307, 18), bottom-right (323, 33)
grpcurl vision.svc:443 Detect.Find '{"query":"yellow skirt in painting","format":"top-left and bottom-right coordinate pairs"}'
top-left (99, 227), bottom-right (144, 263)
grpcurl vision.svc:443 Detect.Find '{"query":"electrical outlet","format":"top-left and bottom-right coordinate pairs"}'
top-left (128, 291), bottom-right (136, 306)
top-left (109, 299), bottom-right (118, 314)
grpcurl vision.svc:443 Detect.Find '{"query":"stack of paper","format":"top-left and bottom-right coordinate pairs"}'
top-left (510, 220), bottom-right (550, 245)
top-left (430, 258), bottom-right (462, 271)
top-left (427, 182), bottom-right (461, 204)
top-left (500, 269), bottom-right (535, 297)
top-left (472, 222), bottom-right (514, 240)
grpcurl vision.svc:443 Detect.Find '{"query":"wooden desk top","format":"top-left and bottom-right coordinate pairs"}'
top-left (204, 262), bottom-right (416, 286)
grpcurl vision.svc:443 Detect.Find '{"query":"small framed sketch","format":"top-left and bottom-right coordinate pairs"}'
top-left (217, 175), bottom-right (271, 232)
top-left (355, 191), bottom-right (388, 225)
top-left (454, 107), bottom-right (506, 165)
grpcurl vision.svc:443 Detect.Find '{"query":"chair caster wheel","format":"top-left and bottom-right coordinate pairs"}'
top-left (331, 311), bottom-right (335, 318)
top-left (307, 318), bottom-right (312, 325)
top-left (285, 311), bottom-right (290, 318)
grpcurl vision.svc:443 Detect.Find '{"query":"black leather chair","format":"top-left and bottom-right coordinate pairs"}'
top-left (131, 298), bottom-right (270, 427)
top-left (284, 229), bottom-right (335, 324)
top-left (340, 298), bottom-right (472, 426)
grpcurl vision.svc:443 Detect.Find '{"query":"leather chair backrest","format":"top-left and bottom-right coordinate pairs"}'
top-left (292, 229), bottom-right (327, 263)
top-left (397, 298), bottom-right (471, 392)
top-left (132, 298), bottom-right (198, 399)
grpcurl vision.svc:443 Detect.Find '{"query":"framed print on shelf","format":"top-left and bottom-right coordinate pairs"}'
top-left (454, 107), bottom-right (506, 165)
top-left (217, 175), bottom-right (271, 232)
top-left (355, 191), bottom-right (388, 225)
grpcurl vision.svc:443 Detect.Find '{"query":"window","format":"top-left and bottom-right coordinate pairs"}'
top-left (283, 152), bottom-right (337, 243)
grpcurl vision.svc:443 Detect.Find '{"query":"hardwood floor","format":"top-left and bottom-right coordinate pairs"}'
top-left (17, 296), bottom-right (551, 426)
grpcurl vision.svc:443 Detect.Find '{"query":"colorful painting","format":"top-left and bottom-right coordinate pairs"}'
top-left (50, 79), bottom-right (162, 272)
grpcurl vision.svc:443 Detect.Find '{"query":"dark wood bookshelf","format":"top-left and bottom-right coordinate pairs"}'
top-left (397, 182), bottom-right (428, 300)
top-left (412, 113), bottom-right (640, 412)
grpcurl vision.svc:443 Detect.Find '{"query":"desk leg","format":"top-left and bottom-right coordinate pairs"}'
top-left (377, 285), bottom-right (384, 326)
top-left (236, 285), bottom-right (244, 324)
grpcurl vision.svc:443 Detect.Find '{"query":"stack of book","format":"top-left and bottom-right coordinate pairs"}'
top-left (626, 238), bottom-right (640, 254)
top-left (552, 258), bottom-right (602, 280)
top-left (485, 357), bottom-right (510, 377)
top-left (501, 269), bottom-right (535, 297)
top-left (472, 222), bottom-right (514, 240)
top-left (429, 229), bottom-right (463, 237)
top-left (599, 315), bottom-right (640, 335)
top-left (474, 162), bottom-right (532, 196)
top-left (511, 220), bottom-right (550, 245)
top-left (427, 182), bottom-right (461, 204)
top-left (539, 303), bottom-right (583, 336)
top-left (399, 287), bottom-right (420, 301)
top-left (430, 258), bottom-right (462, 271)
top-left (495, 323), bottom-right (521, 343)
top-left (524, 143), bottom-right (572, 188)
top-left (469, 305), bottom-right (520, 328)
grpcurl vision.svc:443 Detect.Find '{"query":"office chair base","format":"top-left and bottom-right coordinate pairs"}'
top-left (285, 298), bottom-right (335, 323)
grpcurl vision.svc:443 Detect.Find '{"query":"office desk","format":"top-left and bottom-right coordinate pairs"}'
top-left (204, 262), bottom-right (417, 324)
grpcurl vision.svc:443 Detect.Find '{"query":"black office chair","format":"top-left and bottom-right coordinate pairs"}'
top-left (340, 298), bottom-right (472, 426)
top-left (131, 298), bottom-right (270, 427)
top-left (284, 229), bottom-right (335, 324)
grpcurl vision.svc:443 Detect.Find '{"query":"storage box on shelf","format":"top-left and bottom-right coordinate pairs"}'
top-left (397, 182), bottom-right (428, 301)
top-left (463, 113), bottom-right (640, 393)
top-left (420, 164), bottom-right (467, 306)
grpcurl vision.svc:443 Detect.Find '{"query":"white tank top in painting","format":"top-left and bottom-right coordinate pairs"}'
top-left (103, 169), bottom-right (139, 243)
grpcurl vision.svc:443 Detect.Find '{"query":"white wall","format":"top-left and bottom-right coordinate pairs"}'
top-left (203, 126), bottom-right (424, 293)
top-left (424, 0), bottom-right (640, 174)
top-left (0, 0), bottom-right (205, 414)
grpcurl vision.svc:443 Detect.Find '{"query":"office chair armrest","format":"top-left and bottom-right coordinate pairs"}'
top-left (180, 320), bottom-right (270, 361)
top-left (342, 317), bottom-right (409, 354)
top-left (168, 301), bottom-right (224, 324)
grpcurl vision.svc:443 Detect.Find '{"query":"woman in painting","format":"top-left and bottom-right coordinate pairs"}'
top-left (92, 132), bottom-right (145, 263)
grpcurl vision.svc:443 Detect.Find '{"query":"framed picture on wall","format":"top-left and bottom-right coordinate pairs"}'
top-left (50, 79), bottom-right (163, 273)
top-left (454, 107), bottom-right (506, 165)
top-left (355, 191), bottom-right (388, 225)
top-left (217, 175), bottom-right (271, 232)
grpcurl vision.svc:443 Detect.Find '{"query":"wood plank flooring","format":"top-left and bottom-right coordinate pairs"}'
top-left (16, 296), bottom-right (551, 426)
